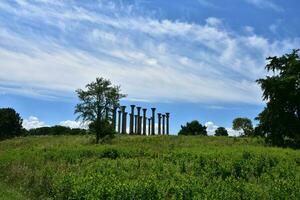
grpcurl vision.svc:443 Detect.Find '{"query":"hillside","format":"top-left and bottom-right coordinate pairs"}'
top-left (0, 135), bottom-right (299, 199)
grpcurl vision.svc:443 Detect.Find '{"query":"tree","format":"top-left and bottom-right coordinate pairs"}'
top-left (256, 50), bottom-right (300, 147)
top-left (75, 77), bottom-right (126, 143)
top-left (178, 120), bottom-right (207, 136)
top-left (232, 117), bottom-right (253, 137)
top-left (0, 108), bottom-right (23, 140)
top-left (215, 127), bottom-right (228, 136)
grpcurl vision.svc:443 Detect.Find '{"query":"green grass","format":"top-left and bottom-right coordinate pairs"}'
top-left (0, 135), bottom-right (299, 199)
top-left (0, 181), bottom-right (28, 200)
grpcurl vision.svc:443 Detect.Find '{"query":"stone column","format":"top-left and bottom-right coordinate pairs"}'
top-left (148, 117), bottom-right (151, 136)
top-left (134, 115), bottom-right (138, 134)
top-left (112, 107), bottom-right (117, 131)
top-left (151, 108), bottom-right (156, 135)
top-left (124, 112), bottom-right (127, 134)
top-left (121, 106), bottom-right (126, 134)
top-left (157, 113), bottom-right (162, 135)
top-left (130, 105), bottom-right (135, 134)
top-left (118, 110), bottom-right (122, 133)
top-left (162, 114), bottom-right (166, 135)
top-left (136, 107), bottom-right (141, 135)
top-left (142, 108), bottom-right (147, 135)
top-left (139, 116), bottom-right (142, 134)
top-left (166, 113), bottom-right (170, 135)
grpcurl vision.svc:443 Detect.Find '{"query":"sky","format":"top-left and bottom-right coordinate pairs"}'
top-left (0, 0), bottom-right (299, 135)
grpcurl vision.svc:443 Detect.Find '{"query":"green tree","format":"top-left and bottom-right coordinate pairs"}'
top-left (256, 50), bottom-right (300, 147)
top-left (0, 108), bottom-right (23, 140)
top-left (232, 117), bottom-right (253, 137)
top-left (178, 120), bottom-right (207, 136)
top-left (215, 127), bottom-right (228, 136)
top-left (75, 77), bottom-right (126, 143)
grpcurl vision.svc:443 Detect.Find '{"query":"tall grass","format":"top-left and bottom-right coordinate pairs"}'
top-left (0, 135), bottom-right (299, 199)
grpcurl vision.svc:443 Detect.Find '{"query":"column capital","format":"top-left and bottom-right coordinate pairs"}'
top-left (120, 106), bottom-right (126, 111)
top-left (151, 108), bottom-right (156, 111)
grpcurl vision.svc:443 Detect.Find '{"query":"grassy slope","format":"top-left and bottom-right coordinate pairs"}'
top-left (0, 135), bottom-right (299, 199)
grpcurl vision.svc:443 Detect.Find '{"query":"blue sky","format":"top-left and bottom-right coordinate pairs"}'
top-left (0, 0), bottom-right (299, 135)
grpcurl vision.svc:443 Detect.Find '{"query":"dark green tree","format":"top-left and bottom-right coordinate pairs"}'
top-left (256, 49), bottom-right (300, 147)
top-left (215, 127), bottom-right (228, 136)
top-left (75, 77), bottom-right (126, 143)
top-left (0, 108), bottom-right (23, 140)
top-left (232, 117), bottom-right (253, 137)
top-left (178, 120), bottom-right (207, 136)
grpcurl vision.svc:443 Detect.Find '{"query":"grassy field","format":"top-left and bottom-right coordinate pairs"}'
top-left (0, 135), bottom-right (299, 199)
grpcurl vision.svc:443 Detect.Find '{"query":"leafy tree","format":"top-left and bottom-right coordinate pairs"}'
top-left (256, 50), bottom-right (300, 147)
top-left (75, 77), bottom-right (126, 143)
top-left (215, 127), bottom-right (228, 136)
top-left (0, 108), bottom-right (23, 140)
top-left (232, 117), bottom-right (253, 137)
top-left (178, 120), bottom-right (207, 136)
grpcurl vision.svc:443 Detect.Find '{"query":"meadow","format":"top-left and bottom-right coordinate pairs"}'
top-left (0, 135), bottom-right (299, 199)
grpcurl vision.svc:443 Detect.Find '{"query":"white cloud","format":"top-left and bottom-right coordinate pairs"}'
top-left (206, 17), bottom-right (222, 27)
top-left (59, 120), bottom-right (89, 129)
top-left (205, 121), bottom-right (219, 136)
top-left (23, 116), bottom-right (48, 130)
top-left (0, 1), bottom-right (298, 104)
top-left (205, 121), bottom-right (241, 136)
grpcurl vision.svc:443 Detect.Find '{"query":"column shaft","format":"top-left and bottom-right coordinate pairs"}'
top-left (158, 113), bottom-right (161, 135)
top-left (162, 114), bottom-right (166, 135)
top-left (166, 113), bottom-right (170, 135)
top-left (142, 109), bottom-right (147, 135)
top-left (151, 108), bottom-right (156, 135)
top-left (118, 110), bottom-right (122, 133)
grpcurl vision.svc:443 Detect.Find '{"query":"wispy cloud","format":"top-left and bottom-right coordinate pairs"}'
top-left (0, 0), bottom-right (298, 104)
top-left (244, 0), bottom-right (283, 11)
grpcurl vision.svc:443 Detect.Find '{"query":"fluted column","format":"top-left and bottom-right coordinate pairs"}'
top-left (166, 113), bottom-right (170, 135)
top-left (136, 107), bottom-right (141, 135)
top-left (162, 114), bottom-right (166, 135)
top-left (142, 108), bottom-right (147, 135)
top-left (121, 106), bottom-right (126, 134)
top-left (148, 117), bottom-right (151, 136)
top-left (151, 108), bottom-right (156, 135)
top-left (158, 113), bottom-right (162, 135)
top-left (118, 110), bottom-right (122, 133)
top-left (130, 105), bottom-right (135, 134)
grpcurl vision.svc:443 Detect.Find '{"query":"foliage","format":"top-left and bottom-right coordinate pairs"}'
top-left (215, 127), bottom-right (228, 136)
top-left (89, 120), bottom-right (115, 140)
top-left (256, 50), bottom-right (300, 147)
top-left (0, 135), bottom-right (299, 200)
top-left (27, 126), bottom-right (88, 136)
top-left (75, 77), bottom-right (126, 143)
top-left (0, 108), bottom-right (23, 140)
top-left (232, 118), bottom-right (253, 137)
top-left (178, 120), bottom-right (207, 136)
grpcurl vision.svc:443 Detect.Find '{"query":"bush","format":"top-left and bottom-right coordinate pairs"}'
top-left (178, 120), bottom-right (207, 136)
top-left (215, 127), bottom-right (228, 136)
